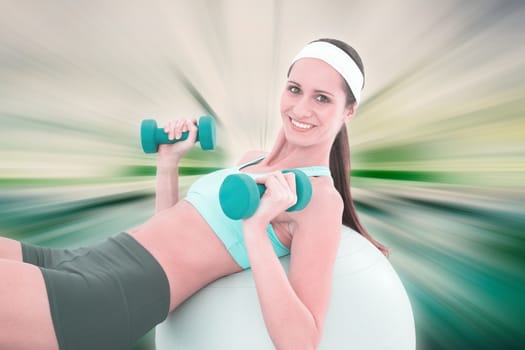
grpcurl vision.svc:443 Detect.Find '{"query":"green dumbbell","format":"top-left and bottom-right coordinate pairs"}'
top-left (140, 115), bottom-right (216, 153)
top-left (219, 169), bottom-right (313, 220)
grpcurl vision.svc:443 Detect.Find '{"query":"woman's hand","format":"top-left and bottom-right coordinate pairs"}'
top-left (243, 171), bottom-right (298, 228)
top-left (157, 118), bottom-right (198, 167)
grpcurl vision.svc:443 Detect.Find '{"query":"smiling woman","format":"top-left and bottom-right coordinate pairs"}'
top-left (0, 38), bottom-right (394, 350)
top-left (2, 1), bottom-right (524, 348)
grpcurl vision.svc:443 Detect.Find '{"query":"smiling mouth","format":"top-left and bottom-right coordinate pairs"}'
top-left (289, 117), bottom-right (314, 130)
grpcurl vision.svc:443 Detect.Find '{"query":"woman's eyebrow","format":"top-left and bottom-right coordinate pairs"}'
top-left (314, 89), bottom-right (334, 97)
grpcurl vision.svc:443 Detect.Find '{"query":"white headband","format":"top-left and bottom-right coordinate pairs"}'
top-left (291, 41), bottom-right (364, 103)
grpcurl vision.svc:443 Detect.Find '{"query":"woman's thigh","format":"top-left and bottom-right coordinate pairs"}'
top-left (0, 259), bottom-right (59, 350)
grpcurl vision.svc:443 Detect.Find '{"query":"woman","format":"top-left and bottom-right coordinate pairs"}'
top-left (0, 38), bottom-right (386, 350)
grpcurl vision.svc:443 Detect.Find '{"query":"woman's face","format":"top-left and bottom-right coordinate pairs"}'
top-left (280, 58), bottom-right (355, 148)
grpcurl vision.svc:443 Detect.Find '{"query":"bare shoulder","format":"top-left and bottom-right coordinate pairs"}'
top-left (311, 177), bottom-right (343, 214)
top-left (300, 177), bottom-right (343, 226)
top-left (236, 150), bottom-right (267, 166)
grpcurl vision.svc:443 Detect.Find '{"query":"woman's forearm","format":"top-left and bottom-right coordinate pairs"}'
top-left (155, 163), bottom-right (179, 213)
top-left (153, 117), bottom-right (197, 213)
top-left (243, 222), bottom-right (320, 350)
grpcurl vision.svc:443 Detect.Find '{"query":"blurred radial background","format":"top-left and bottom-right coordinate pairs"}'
top-left (1, 0), bottom-right (524, 349)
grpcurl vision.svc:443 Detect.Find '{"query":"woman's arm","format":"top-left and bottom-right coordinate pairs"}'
top-left (154, 118), bottom-right (198, 213)
top-left (155, 162), bottom-right (180, 213)
top-left (243, 174), bottom-right (343, 349)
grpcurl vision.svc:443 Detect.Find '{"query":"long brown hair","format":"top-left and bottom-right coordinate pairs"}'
top-left (313, 38), bottom-right (389, 255)
top-left (330, 126), bottom-right (389, 255)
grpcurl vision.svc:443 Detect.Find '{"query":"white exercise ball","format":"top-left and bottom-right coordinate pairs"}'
top-left (155, 226), bottom-right (415, 349)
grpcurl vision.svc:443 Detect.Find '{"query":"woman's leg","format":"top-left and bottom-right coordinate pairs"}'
top-left (0, 259), bottom-right (59, 350)
top-left (0, 237), bottom-right (23, 261)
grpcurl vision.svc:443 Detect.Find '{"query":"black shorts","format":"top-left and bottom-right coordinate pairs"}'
top-left (22, 233), bottom-right (170, 350)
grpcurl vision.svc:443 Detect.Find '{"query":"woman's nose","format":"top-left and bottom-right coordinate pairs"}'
top-left (292, 96), bottom-right (313, 118)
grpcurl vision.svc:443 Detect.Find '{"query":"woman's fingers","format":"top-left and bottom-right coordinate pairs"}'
top-left (162, 118), bottom-right (197, 141)
top-left (256, 172), bottom-right (297, 208)
top-left (157, 118), bottom-right (199, 161)
top-left (184, 119), bottom-right (199, 141)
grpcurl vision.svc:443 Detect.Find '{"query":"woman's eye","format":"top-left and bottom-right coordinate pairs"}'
top-left (316, 95), bottom-right (330, 103)
top-left (288, 85), bottom-right (300, 94)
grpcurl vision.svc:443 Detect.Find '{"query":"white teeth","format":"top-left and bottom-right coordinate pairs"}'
top-left (290, 118), bottom-right (313, 129)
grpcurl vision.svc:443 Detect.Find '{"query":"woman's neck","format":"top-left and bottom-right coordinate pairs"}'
top-left (263, 130), bottom-right (332, 169)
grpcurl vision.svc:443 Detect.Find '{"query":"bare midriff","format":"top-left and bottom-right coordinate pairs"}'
top-left (128, 200), bottom-right (244, 311)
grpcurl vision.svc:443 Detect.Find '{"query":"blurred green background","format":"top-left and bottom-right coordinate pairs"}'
top-left (1, 1), bottom-right (524, 349)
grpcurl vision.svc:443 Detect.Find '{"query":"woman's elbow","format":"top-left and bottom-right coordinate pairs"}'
top-left (299, 317), bottom-right (324, 349)
top-left (294, 334), bottom-right (322, 350)
top-left (309, 328), bottom-right (323, 350)
top-left (276, 326), bottom-right (322, 350)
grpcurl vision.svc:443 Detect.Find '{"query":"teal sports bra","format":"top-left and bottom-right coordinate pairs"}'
top-left (184, 156), bottom-right (332, 269)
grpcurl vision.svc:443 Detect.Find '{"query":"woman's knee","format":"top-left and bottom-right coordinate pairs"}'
top-left (0, 236), bottom-right (23, 261)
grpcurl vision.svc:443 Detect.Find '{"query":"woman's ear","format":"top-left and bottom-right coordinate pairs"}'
top-left (343, 103), bottom-right (357, 123)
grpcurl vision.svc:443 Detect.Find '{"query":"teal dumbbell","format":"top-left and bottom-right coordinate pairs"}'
top-left (140, 115), bottom-right (216, 153)
top-left (219, 169), bottom-right (313, 220)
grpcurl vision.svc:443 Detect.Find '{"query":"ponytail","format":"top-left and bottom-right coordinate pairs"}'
top-left (330, 126), bottom-right (389, 256)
